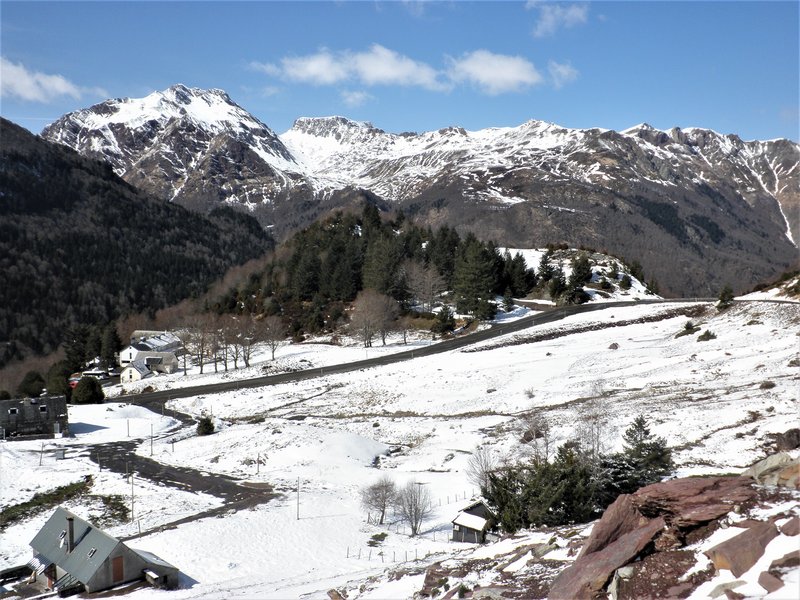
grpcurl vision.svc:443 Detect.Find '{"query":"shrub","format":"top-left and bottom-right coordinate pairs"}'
top-left (196, 415), bottom-right (215, 436)
top-left (619, 274), bottom-right (632, 290)
top-left (16, 370), bottom-right (45, 398)
top-left (697, 330), bottom-right (716, 341)
top-left (717, 285), bottom-right (735, 311)
top-left (759, 381), bottom-right (776, 390)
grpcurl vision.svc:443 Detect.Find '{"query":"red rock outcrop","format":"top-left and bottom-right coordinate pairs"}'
top-left (704, 521), bottom-right (779, 577)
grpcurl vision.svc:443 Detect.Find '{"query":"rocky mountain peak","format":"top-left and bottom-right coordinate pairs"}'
top-left (289, 116), bottom-right (385, 141)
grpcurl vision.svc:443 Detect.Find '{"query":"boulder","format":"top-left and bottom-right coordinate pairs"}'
top-left (772, 428), bottom-right (800, 451)
top-left (579, 494), bottom-right (649, 557)
top-left (769, 549), bottom-right (799, 573)
top-left (742, 453), bottom-right (795, 484)
top-left (775, 462), bottom-right (800, 488)
top-left (632, 476), bottom-right (756, 527)
top-left (708, 580), bottom-right (745, 599)
top-left (548, 517), bottom-right (665, 600)
top-left (779, 516), bottom-right (799, 536)
top-left (757, 571), bottom-right (784, 593)
top-left (704, 521), bottom-right (779, 577)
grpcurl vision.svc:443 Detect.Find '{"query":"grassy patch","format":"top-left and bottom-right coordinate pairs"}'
top-left (90, 494), bottom-right (130, 526)
top-left (367, 532), bottom-right (388, 547)
top-left (0, 475), bottom-right (93, 531)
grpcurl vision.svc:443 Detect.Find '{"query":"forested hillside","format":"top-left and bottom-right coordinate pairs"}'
top-left (0, 118), bottom-right (273, 367)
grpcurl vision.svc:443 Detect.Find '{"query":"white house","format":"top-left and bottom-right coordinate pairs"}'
top-left (120, 361), bottom-right (153, 383)
top-left (119, 332), bottom-right (182, 369)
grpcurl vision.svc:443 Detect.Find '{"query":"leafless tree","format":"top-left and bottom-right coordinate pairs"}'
top-left (349, 290), bottom-right (398, 347)
top-left (174, 327), bottom-right (194, 376)
top-left (360, 475), bottom-right (397, 525)
top-left (517, 411), bottom-right (553, 463)
top-left (466, 446), bottom-right (497, 491)
top-left (394, 481), bottom-right (434, 536)
top-left (186, 314), bottom-right (215, 375)
top-left (575, 395), bottom-right (614, 464)
top-left (260, 315), bottom-right (285, 360)
top-left (403, 260), bottom-right (446, 312)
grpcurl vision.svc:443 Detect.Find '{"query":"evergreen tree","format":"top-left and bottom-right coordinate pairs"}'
top-left (548, 267), bottom-right (567, 299)
top-left (16, 370), bottom-right (45, 398)
top-left (362, 234), bottom-right (402, 296)
top-left (537, 251), bottom-right (555, 282)
top-left (568, 253), bottom-right (593, 287)
top-left (621, 415), bottom-right (673, 482)
top-left (453, 236), bottom-right (496, 317)
top-left (46, 360), bottom-right (73, 399)
top-left (71, 377), bottom-right (104, 404)
top-left (431, 306), bottom-right (455, 334)
top-left (100, 324), bottom-right (122, 368)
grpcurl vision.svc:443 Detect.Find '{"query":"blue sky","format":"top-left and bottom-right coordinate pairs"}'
top-left (1, 1), bottom-right (798, 141)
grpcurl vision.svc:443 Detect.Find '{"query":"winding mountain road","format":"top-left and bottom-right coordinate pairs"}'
top-left (87, 298), bottom-right (715, 537)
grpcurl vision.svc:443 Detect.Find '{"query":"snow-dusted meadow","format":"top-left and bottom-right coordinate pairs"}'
top-left (1, 298), bottom-right (797, 598)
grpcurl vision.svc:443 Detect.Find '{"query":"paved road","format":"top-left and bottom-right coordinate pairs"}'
top-left (86, 298), bottom-right (714, 536)
top-left (122, 298), bottom-right (714, 411)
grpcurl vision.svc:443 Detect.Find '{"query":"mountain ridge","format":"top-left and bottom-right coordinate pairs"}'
top-left (39, 85), bottom-right (800, 296)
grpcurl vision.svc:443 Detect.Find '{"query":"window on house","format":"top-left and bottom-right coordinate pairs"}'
top-left (87, 548), bottom-right (97, 558)
top-left (8, 408), bottom-right (18, 415)
top-left (453, 524), bottom-right (460, 531)
top-left (59, 530), bottom-right (67, 539)
top-left (39, 405), bottom-right (48, 413)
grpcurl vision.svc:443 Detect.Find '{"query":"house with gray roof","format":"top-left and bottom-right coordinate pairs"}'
top-left (28, 507), bottom-right (178, 594)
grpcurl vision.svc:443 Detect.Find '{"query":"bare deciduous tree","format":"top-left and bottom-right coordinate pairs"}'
top-left (466, 446), bottom-right (496, 491)
top-left (260, 315), bottom-right (285, 360)
top-left (575, 396), bottom-right (614, 464)
top-left (394, 481), bottom-right (433, 536)
top-left (403, 260), bottom-right (446, 312)
top-left (517, 411), bottom-right (553, 463)
top-left (349, 290), bottom-right (398, 347)
top-left (360, 475), bottom-right (397, 525)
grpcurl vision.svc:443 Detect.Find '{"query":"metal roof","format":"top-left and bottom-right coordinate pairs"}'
top-left (131, 548), bottom-right (178, 573)
top-left (452, 512), bottom-right (490, 532)
top-left (29, 507), bottom-right (121, 585)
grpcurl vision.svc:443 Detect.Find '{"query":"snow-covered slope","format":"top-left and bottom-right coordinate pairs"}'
top-left (2, 301), bottom-right (797, 599)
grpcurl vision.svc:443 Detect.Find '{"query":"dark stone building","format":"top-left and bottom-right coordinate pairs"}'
top-left (0, 396), bottom-right (68, 439)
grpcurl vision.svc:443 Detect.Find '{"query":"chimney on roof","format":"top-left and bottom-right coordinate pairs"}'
top-left (67, 517), bottom-right (75, 553)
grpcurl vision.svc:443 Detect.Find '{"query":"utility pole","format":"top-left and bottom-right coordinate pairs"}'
top-left (150, 423), bottom-right (153, 456)
top-left (130, 473), bottom-right (134, 522)
top-left (296, 477), bottom-right (300, 521)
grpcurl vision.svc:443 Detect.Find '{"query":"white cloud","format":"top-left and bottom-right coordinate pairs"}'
top-left (530, 2), bottom-right (589, 38)
top-left (548, 60), bottom-right (579, 89)
top-left (254, 46), bottom-right (554, 96)
top-left (351, 45), bottom-right (442, 90)
top-left (0, 57), bottom-right (106, 103)
top-left (447, 50), bottom-right (542, 95)
top-left (256, 44), bottom-right (444, 90)
top-left (281, 50), bottom-right (351, 85)
top-left (341, 90), bottom-right (373, 107)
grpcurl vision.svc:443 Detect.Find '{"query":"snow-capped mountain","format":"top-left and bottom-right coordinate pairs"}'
top-left (42, 84), bottom-right (308, 212)
top-left (41, 85), bottom-right (799, 296)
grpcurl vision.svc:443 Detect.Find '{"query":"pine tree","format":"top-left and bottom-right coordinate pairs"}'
top-left (71, 377), bottom-right (104, 404)
top-left (16, 370), bottom-right (45, 398)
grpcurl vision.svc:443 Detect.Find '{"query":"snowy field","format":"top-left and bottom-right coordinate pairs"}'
top-left (1, 299), bottom-right (798, 599)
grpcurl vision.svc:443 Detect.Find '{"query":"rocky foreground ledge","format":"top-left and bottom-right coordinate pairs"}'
top-left (549, 452), bottom-right (798, 599)
top-left (371, 451), bottom-right (799, 600)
